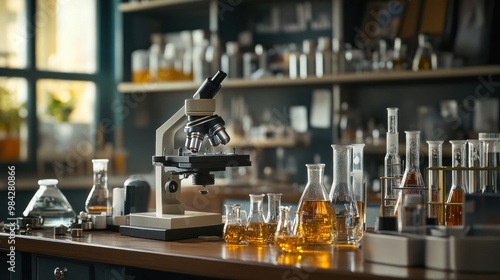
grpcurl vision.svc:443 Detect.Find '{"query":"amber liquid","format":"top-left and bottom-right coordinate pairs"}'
top-left (429, 186), bottom-right (444, 225)
top-left (298, 200), bottom-right (336, 245)
top-left (223, 224), bottom-right (246, 244)
top-left (132, 70), bottom-right (150, 83)
top-left (245, 222), bottom-right (267, 245)
top-left (446, 187), bottom-right (464, 226)
top-left (87, 205), bottom-right (109, 214)
top-left (356, 201), bottom-right (365, 240)
top-left (418, 57), bottom-right (432, 70)
top-left (276, 235), bottom-right (304, 253)
top-left (265, 221), bottom-right (278, 244)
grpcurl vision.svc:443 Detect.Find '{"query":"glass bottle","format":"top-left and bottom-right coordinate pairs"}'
top-left (23, 179), bottom-right (76, 227)
top-left (275, 206), bottom-right (304, 253)
top-left (393, 131), bottom-right (425, 216)
top-left (299, 39), bottom-right (315, 79)
top-left (297, 163), bottom-right (336, 245)
top-left (223, 204), bottom-right (246, 245)
top-left (446, 140), bottom-right (467, 226)
top-left (329, 145), bottom-right (354, 244)
top-left (468, 139), bottom-right (482, 194)
top-left (427, 140), bottom-right (444, 225)
top-left (384, 107), bottom-right (401, 216)
top-left (351, 143), bottom-right (365, 242)
top-left (412, 33), bottom-right (437, 71)
top-left (221, 41), bottom-right (242, 79)
top-left (245, 194), bottom-right (267, 245)
top-left (265, 193), bottom-right (282, 244)
top-left (85, 159), bottom-right (111, 215)
top-left (315, 36), bottom-right (332, 78)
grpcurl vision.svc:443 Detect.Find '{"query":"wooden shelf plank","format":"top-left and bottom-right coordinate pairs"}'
top-left (118, 0), bottom-right (207, 13)
top-left (118, 65), bottom-right (500, 93)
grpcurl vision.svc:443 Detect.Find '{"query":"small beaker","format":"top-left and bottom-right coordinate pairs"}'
top-left (223, 204), bottom-right (247, 245)
top-left (245, 194), bottom-right (267, 245)
top-left (265, 193), bottom-right (282, 244)
top-left (85, 159), bottom-right (111, 215)
top-left (275, 206), bottom-right (304, 253)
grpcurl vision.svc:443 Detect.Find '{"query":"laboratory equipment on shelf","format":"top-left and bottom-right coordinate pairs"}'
top-left (383, 107), bottom-right (402, 216)
top-left (23, 179), bottom-right (76, 227)
top-left (120, 71), bottom-right (251, 241)
top-left (265, 193), bottom-right (282, 244)
top-left (427, 140), bottom-right (444, 224)
top-left (412, 33), bottom-right (437, 71)
top-left (85, 159), bottom-right (111, 215)
top-left (329, 145), bottom-right (356, 245)
top-left (297, 163), bottom-right (336, 245)
top-left (480, 134), bottom-right (499, 193)
top-left (446, 140), bottom-right (467, 226)
top-left (393, 131), bottom-right (425, 217)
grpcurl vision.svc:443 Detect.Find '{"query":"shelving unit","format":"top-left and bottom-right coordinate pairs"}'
top-left (118, 0), bottom-right (207, 13)
top-left (118, 65), bottom-right (500, 93)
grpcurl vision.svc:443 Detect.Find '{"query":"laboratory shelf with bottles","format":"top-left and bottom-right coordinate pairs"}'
top-left (115, 0), bottom-right (500, 186)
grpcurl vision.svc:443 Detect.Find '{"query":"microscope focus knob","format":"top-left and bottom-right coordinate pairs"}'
top-left (165, 181), bottom-right (179, 193)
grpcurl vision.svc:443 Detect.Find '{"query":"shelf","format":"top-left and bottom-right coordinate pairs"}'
top-left (118, 0), bottom-right (207, 13)
top-left (118, 65), bottom-right (500, 93)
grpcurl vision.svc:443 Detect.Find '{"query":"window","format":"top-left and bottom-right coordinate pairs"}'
top-left (0, 0), bottom-right (113, 177)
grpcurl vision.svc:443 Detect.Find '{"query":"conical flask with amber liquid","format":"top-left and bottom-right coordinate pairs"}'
top-left (297, 164), bottom-right (336, 245)
top-left (446, 140), bottom-right (467, 226)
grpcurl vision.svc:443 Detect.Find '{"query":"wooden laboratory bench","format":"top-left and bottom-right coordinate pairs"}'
top-left (1, 229), bottom-right (499, 280)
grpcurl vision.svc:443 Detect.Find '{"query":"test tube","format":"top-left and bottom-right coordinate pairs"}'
top-left (384, 107), bottom-right (401, 216)
top-left (352, 143), bottom-right (365, 241)
top-left (427, 140), bottom-right (443, 224)
top-left (467, 140), bottom-right (482, 194)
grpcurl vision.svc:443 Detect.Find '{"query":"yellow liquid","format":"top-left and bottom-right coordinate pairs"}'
top-left (356, 201), bottom-right (365, 240)
top-left (87, 205), bottom-right (109, 215)
top-left (298, 200), bottom-right (336, 245)
top-left (132, 70), bottom-right (150, 83)
top-left (335, 215), bottom-right (348, 242)
top-left (223, 224), bottom-right (245, 244)
top-left (245, 222), bottom-right (267, 245)
top-left (266, 221), bottom-right (278, 243)
top-left (276, 235), bottom-right (304, 253)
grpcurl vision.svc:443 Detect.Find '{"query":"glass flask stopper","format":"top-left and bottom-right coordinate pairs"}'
top-left (85, 159), bottom-right (111, 215)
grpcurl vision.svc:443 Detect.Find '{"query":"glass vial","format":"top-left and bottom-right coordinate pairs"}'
top-left (397, 194), bottom-right (426, 234)
top-left (299, 39), bottom-right (315, 79)
top-left (275, 206), bottom-right (304, 253)
top-left (245, 194), bottom-right (267, 245)
top-left (446, 140), bottom-right (467, 226)
top-left (85, 159), bottom-right (111, 215)
top-left (265, 193), bottom-right (282, 244)
top-left (481, 138), bottom-right (499, 193)
top-left (393, 131), bottom-right (425, 216)
top-left (297, 163), bottom-right (336, 245)
top-left (329, 145), bottom-right (354, 244)
top-left (427, 140), bottom-right (444, 225)
top-left (384, 107), bottom-right (401, 216)
top-left (468, 139), bottom-right (482, 194)
top-left (351, 143), bottom-right (365, 242)
top-left (223, 204), bottom-right (246, 245)
top-left (315, 36), bottom-right (332, 78)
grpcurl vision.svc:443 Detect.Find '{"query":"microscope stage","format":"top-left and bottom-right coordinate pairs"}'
top-left (128, 211), bottom-right (222, 229)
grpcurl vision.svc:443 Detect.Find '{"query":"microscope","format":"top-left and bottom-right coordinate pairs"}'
top-left (120, 71), bottom-right (251, 240)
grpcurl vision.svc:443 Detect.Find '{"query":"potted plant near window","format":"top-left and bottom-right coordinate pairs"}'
top-left (0, 86), bottom-right (24, 161)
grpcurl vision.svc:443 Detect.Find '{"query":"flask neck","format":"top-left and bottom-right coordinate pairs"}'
top-left (404, 131), bottom-right (420, 171)
top-left (249, 194), bottom-right (264, 214)
top-left (332, 146), bottom-right (352, 184)
top-left (306, 164), bottom-right (325, 185)
top-left (93, 170), bottom-right (108, 188)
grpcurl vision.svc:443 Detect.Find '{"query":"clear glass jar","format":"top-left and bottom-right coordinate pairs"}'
top-left (298, 163), bottom-right (336, 245)
top-left (427, 140), bottom-right (444, 225)
top-left (245, 194), bottom-right (267, 245)
top-left (85, 159), bottom-right (111, 215)
top-left (329, 145), bottom-right (355, 244)
top-left (23, 179), bottom-right (76, 227)
top-left (265, 193), bottom-right (282, 244)
top-left (446, 140), bottom-right (467, 226)
top-left (394, 131), bottom-right (425, 216)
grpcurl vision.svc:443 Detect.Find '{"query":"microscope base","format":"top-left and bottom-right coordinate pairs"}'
top-left (120, 211), bottom-right (223, 241)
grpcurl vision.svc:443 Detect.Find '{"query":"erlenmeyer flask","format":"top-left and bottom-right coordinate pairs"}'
top-left (265, 193), bottom-right (282, 244)
top-left (446, 140), bottom-right (467, 226)
top-left (329, 145), bottom-right (355, 244)
top-left (394, 131), bottom-right (425, 216)
top-left (85, 159), bottom-right (111, 215)
top-left (23, 179), bottom-right (76, 227)
top-left (427, 140), bottom-right (443, 225)
top-left (275, 206), bottom-right (304, 253)
top-left (223, 204), bottom-right (246, 244)
top-left (297, 163), bottom-right (336, 245)
top-left (245, 194), bottom-right (267, 245)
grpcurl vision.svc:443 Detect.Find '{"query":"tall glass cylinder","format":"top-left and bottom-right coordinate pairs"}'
top-left (480, 138), bottom-right (499, 193)
top-left (329, 145), bottom-right (355, 244)
top-left (384, 107), bottom-right (401, 216)
top-left (427, 140), bottom-right (443, 224)
top-left (351, 143), bottom-right (365, 242)
top-left (265, 193), bottom-right (282, 244)
top-left (85, 159), bottom-right (111, 215)
top-left (394, 131), bottom-right (425, 216)
top-left (297, 164), bottom-right (336, 245)
top-left (245, 194), bottom-right (266, 245)
top-left (468, 140), bottom-right (482, 194)
top-left (446, 140), bottom-right (467, 226)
